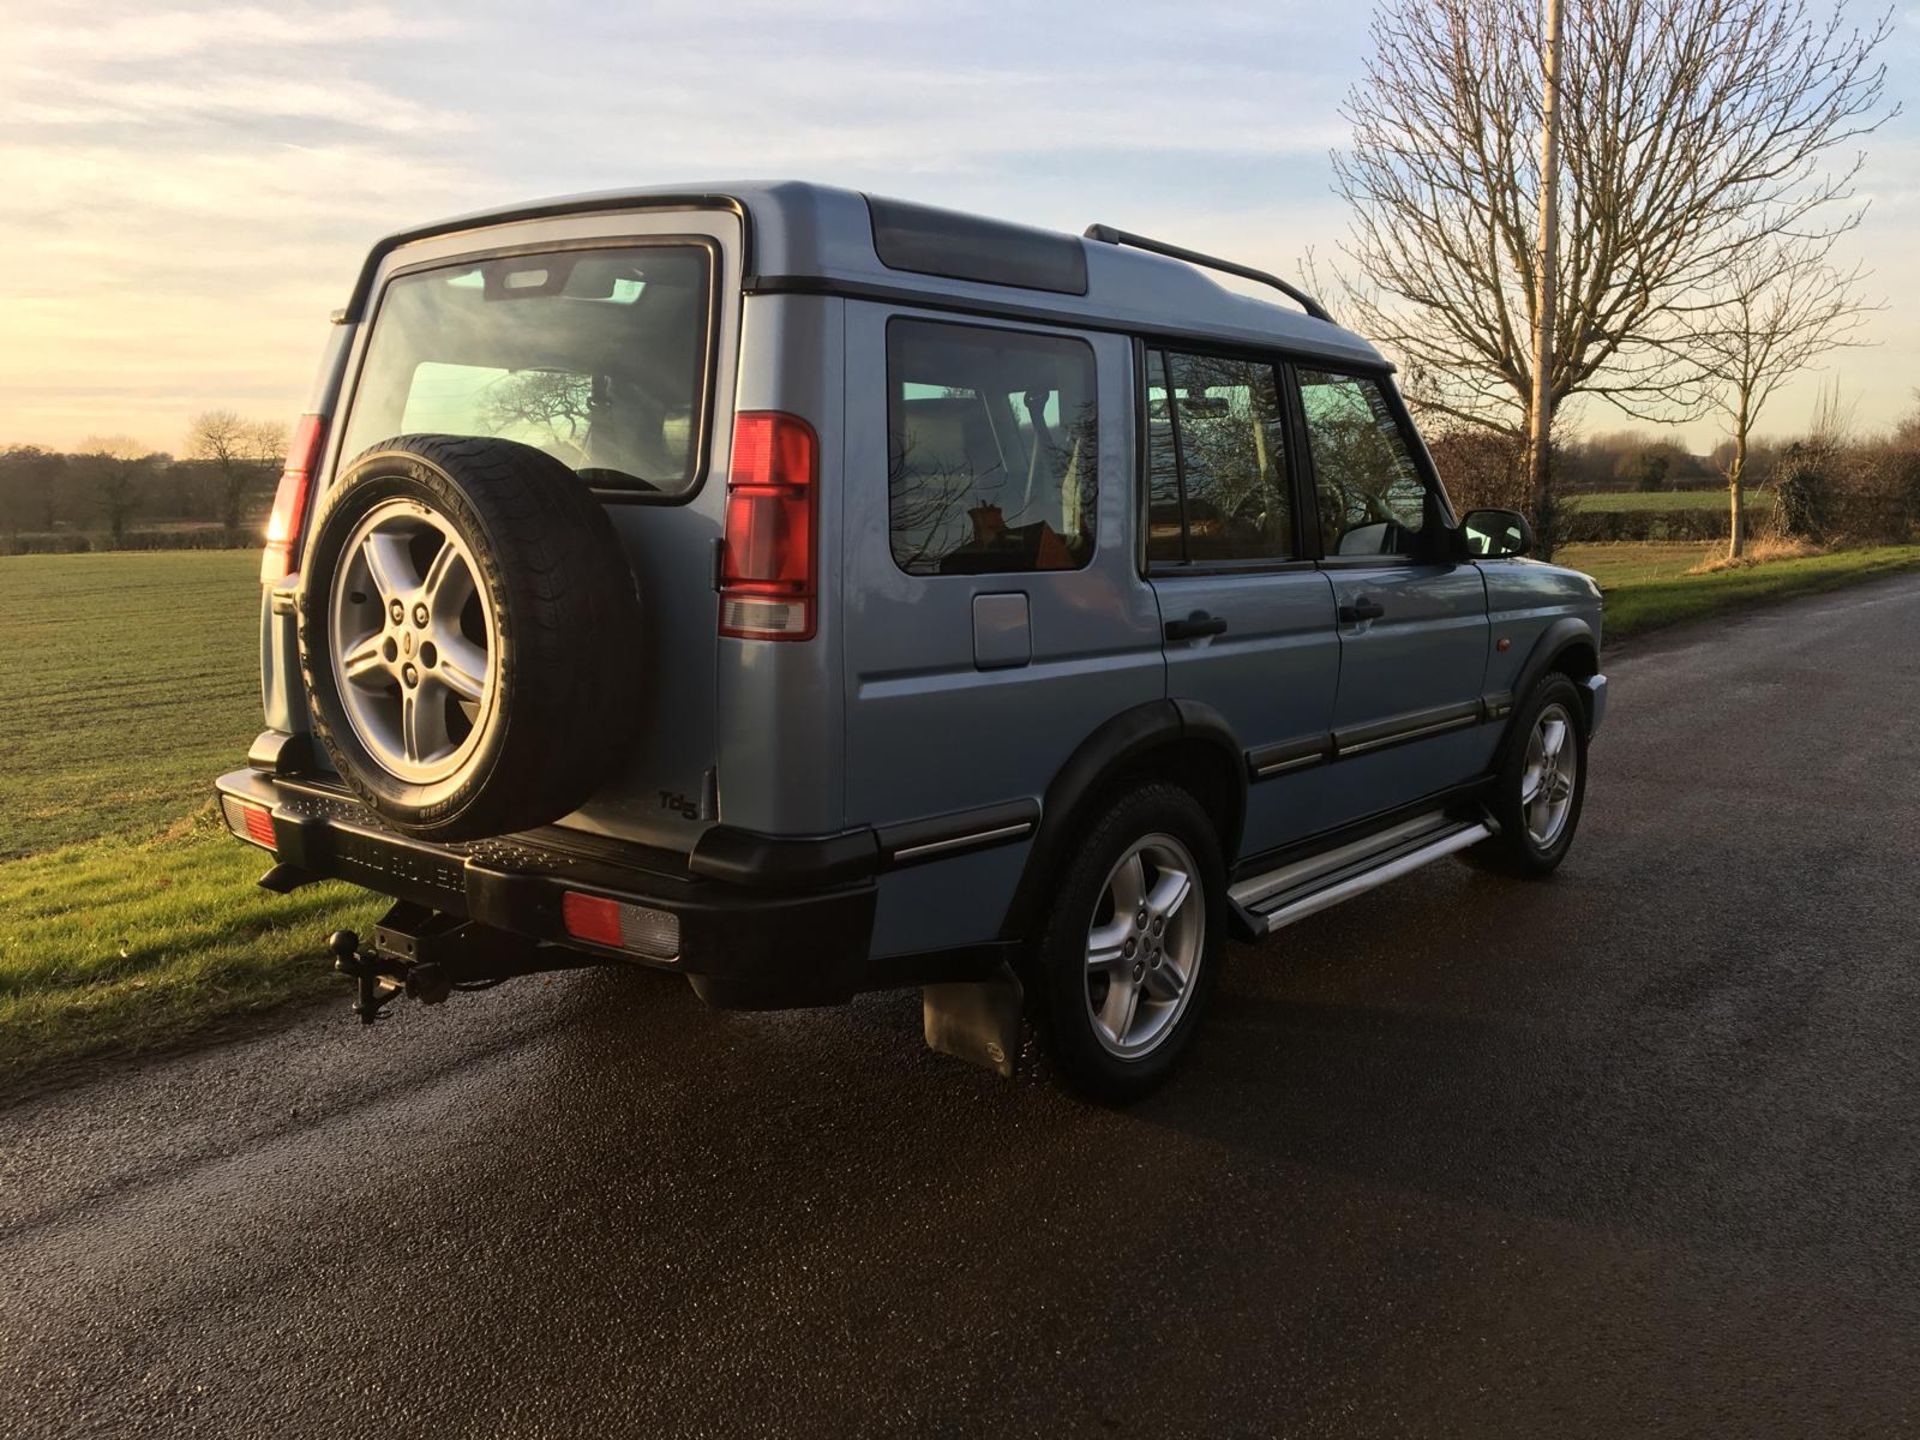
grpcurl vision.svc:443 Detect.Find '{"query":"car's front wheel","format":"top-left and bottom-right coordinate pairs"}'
top-left (1029, 784), bottom-right (1226, 1102)
top-left (1464, 672), bottom-right (1590, 876)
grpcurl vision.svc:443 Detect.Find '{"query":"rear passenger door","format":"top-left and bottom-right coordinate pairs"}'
top-left (1292, 366), bottom-right (1492, 817)
top-left (1143, 346), bottom-right (1342, 858)
top-left (841, 310), bottom-right (1164, 956)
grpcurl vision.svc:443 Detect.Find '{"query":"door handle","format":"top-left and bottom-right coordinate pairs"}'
top-left (1339, 597), bottom-right (1386, 623)
top-left (1165, 610), bottom-right (1229, 642)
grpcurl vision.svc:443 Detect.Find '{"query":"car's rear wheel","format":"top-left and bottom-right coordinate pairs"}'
top-left (1029, 783), bottom-right (1225, 1101)
top-left (298, 434), bottom-right (641, 841)
top-left (1463, 672), bottom-right (1589, 876)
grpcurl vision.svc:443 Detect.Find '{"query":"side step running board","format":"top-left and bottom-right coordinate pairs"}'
top-left (1230, 812), bottom-right (1492, 938)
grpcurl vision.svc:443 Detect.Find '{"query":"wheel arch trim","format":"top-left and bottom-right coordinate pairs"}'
top-left (1497, 617), bottom-right (1600, 761)
top-left (996, 698), bottom-right (1247, 941)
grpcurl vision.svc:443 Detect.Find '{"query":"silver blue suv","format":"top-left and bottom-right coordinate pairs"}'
top-left (215, 182), bottom-right (1606, 1099)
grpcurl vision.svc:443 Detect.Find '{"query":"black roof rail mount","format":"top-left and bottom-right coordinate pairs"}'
top-left (1083, 224), bottom-right (1332, 324)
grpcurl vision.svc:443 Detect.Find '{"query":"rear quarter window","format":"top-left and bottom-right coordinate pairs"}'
top-left (886, 318), bottom-right (1098, 576)
top-left (338, 243), bottom-right (714, 495)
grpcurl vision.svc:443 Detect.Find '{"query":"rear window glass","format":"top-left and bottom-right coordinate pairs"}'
top-left (886, 319), bottom-right (1098, 576)
top-left (339, 244), bottom-right (713, 494)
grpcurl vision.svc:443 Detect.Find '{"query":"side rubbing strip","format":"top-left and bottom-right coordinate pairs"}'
top-left (878, 799), bottom-right (1042, 868)
top-left (1333, 701), bottom-right (1482, 758)
top-left (1246, 734), bottom-right (1333, 780)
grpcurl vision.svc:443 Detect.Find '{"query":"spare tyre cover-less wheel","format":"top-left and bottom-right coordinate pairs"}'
top-left (297, 434), bottom-right (642, 841)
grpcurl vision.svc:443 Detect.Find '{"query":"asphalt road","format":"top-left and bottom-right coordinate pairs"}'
top-left (6, 575), bottom-right (1919, 1439)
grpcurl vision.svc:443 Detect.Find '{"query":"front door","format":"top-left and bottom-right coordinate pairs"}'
top-left (1142, 346), bottom-right (1342, 857)
top-left (1292, 366), bottom-right (1492, 826)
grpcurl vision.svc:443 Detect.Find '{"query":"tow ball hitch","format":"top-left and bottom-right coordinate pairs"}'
top-left (326, 902), bottom-right (598, 1023)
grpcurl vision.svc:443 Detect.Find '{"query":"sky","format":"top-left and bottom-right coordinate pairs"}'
top-left (1, 0), bottom-right (1915, 457)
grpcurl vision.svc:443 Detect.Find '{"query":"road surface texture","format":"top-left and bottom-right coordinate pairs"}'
top-left (5, 576), bottom-right (1918, 1438)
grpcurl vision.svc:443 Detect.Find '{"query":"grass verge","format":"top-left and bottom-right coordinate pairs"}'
top-left (0, 804), bottom-right (384, 1091)
top-left (1559, 542), bottom-right (1920, 640)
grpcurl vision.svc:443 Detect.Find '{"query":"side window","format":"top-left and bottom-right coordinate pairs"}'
top-left (887, 319), bottom-right (1098, 576)
top-left (1297, 369), bottom-right (1432, 557)
top-left (1142, 348), bottom-right (1293, 566)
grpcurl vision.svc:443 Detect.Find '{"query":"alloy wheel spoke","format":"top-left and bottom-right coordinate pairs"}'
top-left (362, 532), bottom-right (418, 603)
top-left (1520, 765), bottom-right (1545, 804)
top-left (1098, 972), bottom-right (1141, 1044)
top-left (340, 635), bottom-right (388, 687)
top-left (436, 634), bottom-right (488, 704)
top-left (422, 539), bottom-right (472, 616)
top-left (401, 682), bottom-right (452, 765)
top-left (1087, 918), bottom-right (1132, 972)
top-left (1540, 717), bottom-right (1567, 762)
top-left (1109, 852), bottom-right (1146, 915)
top-left (1145, 867), bottom-right (1191, 920)
top-left (1145, 961), bottom-right (1187, 1002)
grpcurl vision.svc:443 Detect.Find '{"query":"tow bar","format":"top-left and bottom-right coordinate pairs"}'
top-left (327, 901), bottom-right (603, 1022)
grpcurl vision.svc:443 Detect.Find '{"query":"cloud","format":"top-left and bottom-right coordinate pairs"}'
top-left (8, 5), bottom-right (428, 62)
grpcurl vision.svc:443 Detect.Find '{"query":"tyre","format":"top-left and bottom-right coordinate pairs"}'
top-left (1463, 672), bottom-right (1588, 877)
top-left (297, 434), bottom-right (642, 841)
top-left (1028, 783), bottom-right (1226, 1102)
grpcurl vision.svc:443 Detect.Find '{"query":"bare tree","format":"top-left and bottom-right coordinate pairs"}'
top-left (480, 371), bottom-right (594, 463)
top-left (1695, 240), bottom-right (1876, 557)
top-left (187, 410), bottom-right (286, 539)
top-left (79, 435), bottom-right (153, 547)
top-left (1332, 0), bottom-right (1895, 552)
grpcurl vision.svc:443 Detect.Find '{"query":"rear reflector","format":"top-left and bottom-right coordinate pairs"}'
top-left (261, 412), bottom-right (328, 583)
top-left (720, 411), bottom-right (817, 640)
top-left (561, 892), bottom-right (681, 960)
top-left (221, 796), bottom-right (277, 850)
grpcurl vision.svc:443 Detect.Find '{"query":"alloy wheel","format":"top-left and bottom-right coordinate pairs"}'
top-left (327, 499), bottom-right (498, 784)
top-left (1084, 833), bottom-right (1205, 1059)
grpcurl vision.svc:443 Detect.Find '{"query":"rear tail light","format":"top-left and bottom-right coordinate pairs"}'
top-left (561, 891), bottom-right (681, 960)
top-left (220, 795), bottom-right (277, 850)
top-left (719, 411), bottom-right (817, 640)
top-left (261, 412), bottom-right (328, 583)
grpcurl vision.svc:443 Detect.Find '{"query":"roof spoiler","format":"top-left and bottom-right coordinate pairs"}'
top-left (1083, 224), bottom-right (1331, 323)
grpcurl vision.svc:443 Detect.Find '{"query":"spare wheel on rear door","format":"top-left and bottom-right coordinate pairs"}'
top-left (297, 433), bottom-right (642, 841)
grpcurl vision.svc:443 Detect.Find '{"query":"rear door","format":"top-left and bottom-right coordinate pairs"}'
top-left (318, 209), bottom-right (742, 851)
top-left (1292, 366), bottom-right (1492, 820)
top-left (1142, 346), bottom-right (1342, 856)
top-left (841, 309), bottom-right (1163, 956)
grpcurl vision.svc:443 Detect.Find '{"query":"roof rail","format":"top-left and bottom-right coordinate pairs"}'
top-left (1082, 224), bottom-right (1332, 323)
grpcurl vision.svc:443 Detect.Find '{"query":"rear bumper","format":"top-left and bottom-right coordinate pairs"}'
top-left (214, 768), bottom-right (901, 1005)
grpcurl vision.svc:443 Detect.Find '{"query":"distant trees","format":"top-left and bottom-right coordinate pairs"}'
top-left (186, 410), bottom-right (288, 540)
top-left (0, 416), bottom-right (290, 552)
top-left (78, 437), bottom-right (158, 547)
top-left (1332, 0), bottom-right (1896, 553)
top-left (1617, 449), bottom-right (1670, 493)
top-left (0, 446), bottom-right (66, 540)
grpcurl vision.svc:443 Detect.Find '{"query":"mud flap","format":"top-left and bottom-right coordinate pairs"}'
top-left (922, 963), bottom-right (1024, 1078)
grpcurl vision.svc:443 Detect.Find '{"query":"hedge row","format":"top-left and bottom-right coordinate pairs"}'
top-left (0, 528), bottom-right (255, 556)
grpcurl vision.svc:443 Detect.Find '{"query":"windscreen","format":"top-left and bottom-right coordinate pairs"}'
top-left (338, 244), bottom-right (714, 494)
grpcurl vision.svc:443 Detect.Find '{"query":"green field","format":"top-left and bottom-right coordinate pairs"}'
top-left (0, 551), bottom-right (267, 857)
top-left (1565, 489), bottom-right (1767, 513)
top-left (0, 551), bottom-right (380, 1089)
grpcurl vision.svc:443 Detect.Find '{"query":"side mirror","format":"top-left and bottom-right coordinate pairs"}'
top-left (1457, 508), bottom-right (1533, 559)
